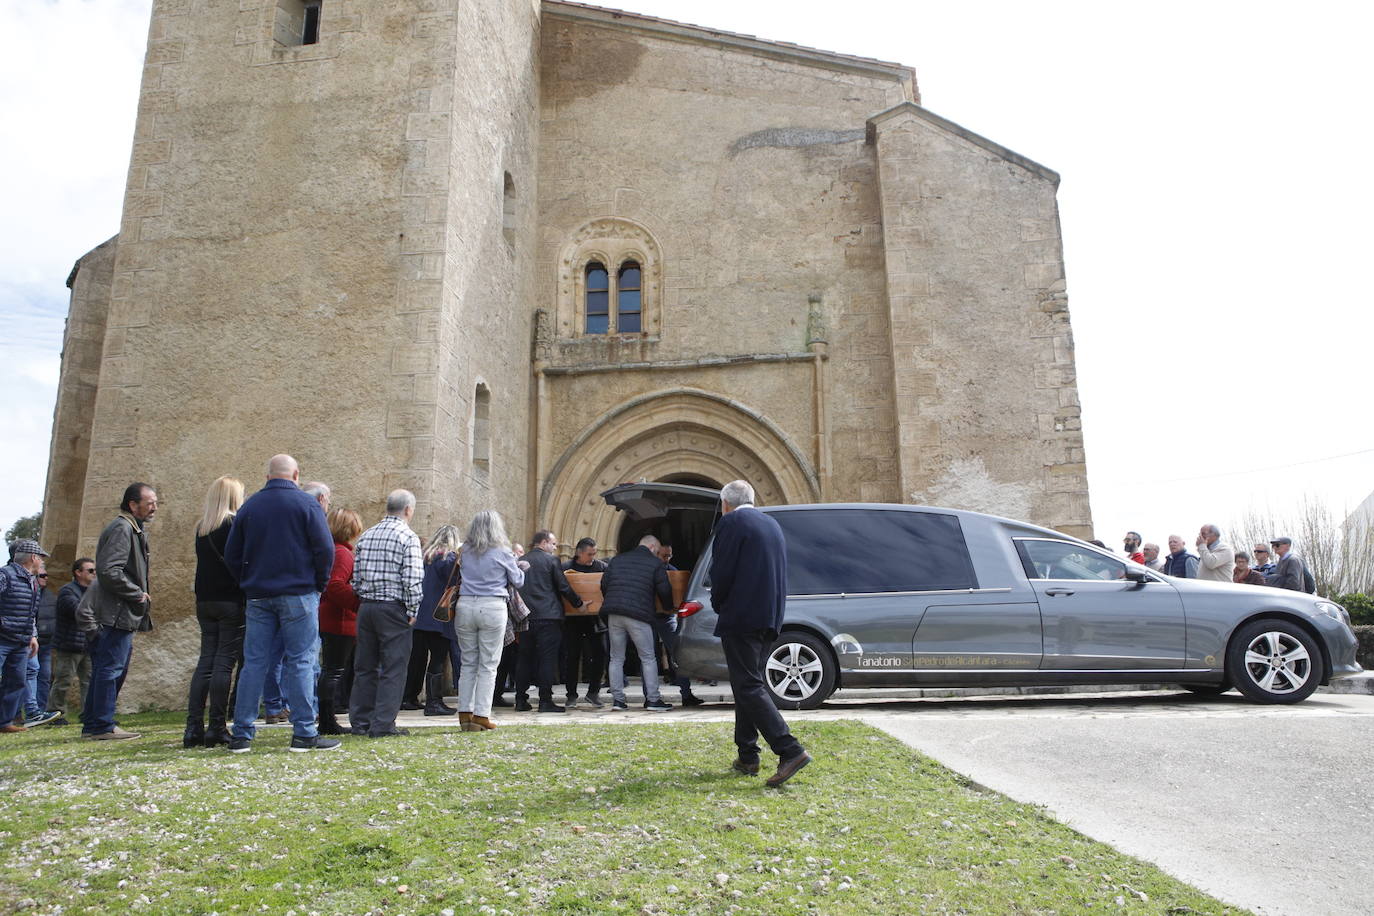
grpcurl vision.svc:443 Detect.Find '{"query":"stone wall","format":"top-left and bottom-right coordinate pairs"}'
top-left (41, 238), bottom-right (117, 590)
top-left (869, 103), bottom-right (1091, 537)
top-left (534, 6), bottom-right (918, 542)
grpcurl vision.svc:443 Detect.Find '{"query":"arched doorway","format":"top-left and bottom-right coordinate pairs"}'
top-left (538, 388), bottom-right (820, 563)
top-left (614, 474), bottom-right (722, 571)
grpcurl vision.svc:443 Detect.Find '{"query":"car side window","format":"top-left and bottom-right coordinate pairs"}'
top-left (1016, 539), bottom-right (1127, 581)
top-left (772, 509), bottom-right (977, 595)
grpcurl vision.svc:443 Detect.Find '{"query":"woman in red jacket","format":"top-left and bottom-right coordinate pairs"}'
top-left (317, 508), bottom-right (363, 735)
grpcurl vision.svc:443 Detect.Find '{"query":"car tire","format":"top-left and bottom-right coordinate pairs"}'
top-left (1179, 682), bottom-right (1232, 697)
top-left (765, 631), bottom-right (836, 711)
top-left (1225, 618), bottom-right (1322, 704)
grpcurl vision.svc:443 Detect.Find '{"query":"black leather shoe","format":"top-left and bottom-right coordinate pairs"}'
top-left (399, 699), bottom-right (423, 711)
top-left (765, 751), bottom-right (812, 788)
top-left (349, 725), bottom-right (369, 736)
top-left (203, 728), bottom-right (232, 748)
top-left (492, 695), bottom-right (513, 708)
top-left (681, 691), bottom-right (706, 707)
top-left (731, 758), bottom-right (760, 776)
top-left (514, 698), bottom-right (533, 712)
top-left (536, 700), bottom-right (566, 713)
top-left (368, 728), bottom-right (410, 738)
top-left (183, 724), bottom-right (205, 748)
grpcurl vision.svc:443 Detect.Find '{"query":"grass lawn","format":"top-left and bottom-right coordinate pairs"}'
top-left (0, 713), bottom-right (1242, 915)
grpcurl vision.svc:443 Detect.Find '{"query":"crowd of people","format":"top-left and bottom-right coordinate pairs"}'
top-left (1109, 527), bottom-right (1317, 591)
top-left (0, 455), bottom-right (710, 748)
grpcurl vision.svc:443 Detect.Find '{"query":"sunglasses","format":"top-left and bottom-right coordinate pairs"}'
top-left (37, 573), bottom-right (48, 579)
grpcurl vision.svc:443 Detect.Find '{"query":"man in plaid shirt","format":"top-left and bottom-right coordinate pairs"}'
top-left (349, 489), bottom-right (424, 738)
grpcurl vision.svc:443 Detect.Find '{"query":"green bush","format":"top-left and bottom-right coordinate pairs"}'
top-left (1335, 593), bottom-right (1374, 626)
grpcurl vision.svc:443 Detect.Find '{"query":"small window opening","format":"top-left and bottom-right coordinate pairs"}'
top-left (472, 384), bottom-right (491, 475)
top-left (502, 172), bottom-right (516, 246)
top-left (302, 2), bottom-right (322, 45)
top-left (617, 261), bottom-right (642, 334)
top-left (585, 263), bottom-right (609, 334)
top-left (274, 0), bottom-right (322, 47)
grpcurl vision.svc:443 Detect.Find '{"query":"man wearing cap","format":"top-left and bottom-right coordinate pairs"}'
top-left (78, 482), bottom-right (157, 740)
top-left (1266, 537), bottom-right (1305, 591)
top-left (0, 539), bottom-right (60, 732)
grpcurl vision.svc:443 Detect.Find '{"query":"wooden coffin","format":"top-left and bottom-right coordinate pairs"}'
top-left (561, 569), bottom-right (691, 616)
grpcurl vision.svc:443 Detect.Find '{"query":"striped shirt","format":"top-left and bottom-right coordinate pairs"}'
top-left (351, 515), bottom-right (424, 616)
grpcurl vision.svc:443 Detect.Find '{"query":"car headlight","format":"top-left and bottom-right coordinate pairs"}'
top-left (1314, 601), bottom-right (1351, 626)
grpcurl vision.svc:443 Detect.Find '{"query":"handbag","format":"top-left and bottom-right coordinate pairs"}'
top-left (432, 553), bottom-right (461, 623)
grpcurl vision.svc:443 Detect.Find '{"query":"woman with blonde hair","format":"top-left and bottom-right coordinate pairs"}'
top-left (455, 510), bottom-right (524, 730)
top-left (317, 507), bottom-right (364, 735)
top-left (186, 476), bottom-right (246, 748)
top-left (404, 525), bottom-right (462, 716)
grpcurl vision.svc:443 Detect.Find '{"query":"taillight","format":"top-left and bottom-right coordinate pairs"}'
top-left (678, 600), bottom-right (703, 617)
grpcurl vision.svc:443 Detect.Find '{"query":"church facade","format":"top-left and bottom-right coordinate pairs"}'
top-left (42, 0), bottom-right (1091, 706)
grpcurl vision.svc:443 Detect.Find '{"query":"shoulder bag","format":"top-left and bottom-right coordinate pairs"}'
top-left (432, 553), bottom-right (461, 623)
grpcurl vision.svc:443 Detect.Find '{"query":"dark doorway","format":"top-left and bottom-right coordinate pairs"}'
top-left (614, 475), bottom-right (720, 572)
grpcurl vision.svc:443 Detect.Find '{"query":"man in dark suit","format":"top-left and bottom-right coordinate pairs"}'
top-left (1266, 537), bottom-right (1305, 591)
top-left (710, 479), bottom-right (811, 787)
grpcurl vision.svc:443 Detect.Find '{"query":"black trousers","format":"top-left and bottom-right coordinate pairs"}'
top-left (187, 600), bottom-right (245, 730)
top-left (494, 641), bottom-right (518, 696)
top-left (349, 601), bottom-right (413, 735)
top-left (317, 632), bottom-right (355, 725)
top-left (404, 630), bottom-right (451, 700)
top-left (721, 629), bottom-right (804, 763)
top-left (515, 619), bottom-right (563, 701)
top-left (562, 615), bottom-right (606, 698)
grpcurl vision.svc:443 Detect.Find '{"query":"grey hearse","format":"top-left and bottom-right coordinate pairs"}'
top-left (604, 489), bottom-right (1363, 709)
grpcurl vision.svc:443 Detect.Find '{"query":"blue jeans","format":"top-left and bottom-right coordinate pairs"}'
top-left (232, 594), bottom-right (320, 740)
top-left (262, 629), bottom-right (287, 715)
top-left (82, 627), bottom-right (135, 735)
top-left (0, 635), bottom-right (32, 725)
top-left (25, 643), bottom-right (53, 715)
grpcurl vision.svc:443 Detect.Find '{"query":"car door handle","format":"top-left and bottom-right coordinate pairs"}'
top-left (1043, 587), bottom-right (1075, 597)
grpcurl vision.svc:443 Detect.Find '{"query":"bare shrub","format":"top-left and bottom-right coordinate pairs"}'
top-left (1229, 497), bottom-right (1374, 597)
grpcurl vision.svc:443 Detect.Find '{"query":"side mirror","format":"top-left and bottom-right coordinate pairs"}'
top-left (1124, 569), bottom-right (1149, 584)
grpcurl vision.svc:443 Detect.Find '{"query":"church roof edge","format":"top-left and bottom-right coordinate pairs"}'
top-left (866, 101), bottom-right (1059, 186)
top-left (543, 1), bottom-right (919, 102)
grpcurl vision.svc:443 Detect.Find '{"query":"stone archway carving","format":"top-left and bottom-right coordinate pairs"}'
top-left (539, 388), bottom-right (820, 555)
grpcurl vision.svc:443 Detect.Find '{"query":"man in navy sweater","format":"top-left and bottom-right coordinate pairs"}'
top-left (224, 454), bottom-right (338, 753)
top-left (709, 479), bottom-right (811, 787)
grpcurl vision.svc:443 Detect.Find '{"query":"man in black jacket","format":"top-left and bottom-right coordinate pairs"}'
top-left (51, 558), bottom-right (94, 721)
top-left (601, 535), bottom-right (674, 712)
top-left (515, 531), bottom-right (582, 712)
top-left (710, 479), bottom-right (810, 787)
top-left (561, 538), bottom-right (607, 708)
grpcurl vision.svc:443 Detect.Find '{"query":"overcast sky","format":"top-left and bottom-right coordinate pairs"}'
top-left (2, 0), bottom-right (1371, 553)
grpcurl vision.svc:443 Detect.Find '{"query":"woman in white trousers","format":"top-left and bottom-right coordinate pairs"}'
top-left (454, 510), bottom-right (524, 730)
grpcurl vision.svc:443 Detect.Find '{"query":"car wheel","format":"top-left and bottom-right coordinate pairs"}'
top-left (765, 631), bottom-right (836, 711)
top-left (1225, 618), bottom-right (1322, 704)
top-left (1179, 682), bottom-right (1231, 697)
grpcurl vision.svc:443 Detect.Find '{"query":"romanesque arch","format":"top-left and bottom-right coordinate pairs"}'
top-left (539, 388), bottom-right (820, 554)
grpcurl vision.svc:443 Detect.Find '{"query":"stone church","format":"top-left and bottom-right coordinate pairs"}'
top-left (42, 0), bottom-right (1090, 706)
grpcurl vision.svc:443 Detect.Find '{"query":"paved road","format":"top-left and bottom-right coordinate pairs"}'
top-left (375, 687), bottom-right (1373, 914)
top-left (873, 692), bottom-right (1374, 916)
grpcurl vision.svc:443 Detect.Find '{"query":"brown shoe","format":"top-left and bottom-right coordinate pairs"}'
top-left (88, 727), bottom-right (141, 741)
top-left (470, 715), bottom-right (498, 730)
top-left (264, 712), bottom-right (290, 725)
top-left (459, 711), bottom-right (473, 726)
top-left (765, 751), bottom-right (812, 788)
top-left (1, 724), bottom-right (26, 734)
top-left (731, 758), bottom-right (760, 776)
